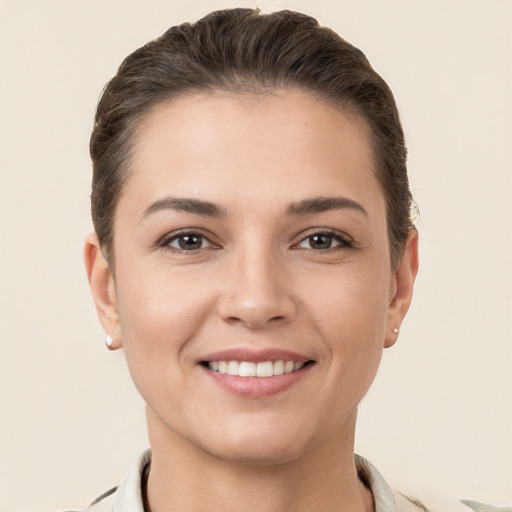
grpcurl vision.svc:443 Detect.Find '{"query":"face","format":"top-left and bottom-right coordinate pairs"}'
top-left (86, 90), bottom-right (417, 465)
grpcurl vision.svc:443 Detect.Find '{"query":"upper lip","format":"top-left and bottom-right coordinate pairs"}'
top-left (199, 348), bottom-right (313, 364)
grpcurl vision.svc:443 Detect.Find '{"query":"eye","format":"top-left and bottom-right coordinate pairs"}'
top-left (165, 232), bottom-right (214, 251)
top-left (295, 231), bottom-right (353, 251)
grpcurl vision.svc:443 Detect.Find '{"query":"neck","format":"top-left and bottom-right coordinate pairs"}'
top-left (144, 408), bottom-right (374, 512)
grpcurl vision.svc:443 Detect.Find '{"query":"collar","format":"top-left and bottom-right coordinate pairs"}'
top-left (90, 449), bottom-right (398, 512)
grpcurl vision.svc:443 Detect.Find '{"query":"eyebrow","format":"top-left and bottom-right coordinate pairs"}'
top-left (141, 195), bottom-right (367, 221)
top-left (141, 197), bottom-right (227, 220)
top-left (286, 196), bottom-right (368, 217)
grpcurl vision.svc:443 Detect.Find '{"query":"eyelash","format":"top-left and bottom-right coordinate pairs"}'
top-left (158, 229), bottom-right (218, 253)
top-left (292, 229), bottom-right (354, 251)
top-left (158, 228), bottom-right (354, 253)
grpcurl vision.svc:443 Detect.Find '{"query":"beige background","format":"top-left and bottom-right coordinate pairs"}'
top-left (1, 1), bottom-right (511, 511)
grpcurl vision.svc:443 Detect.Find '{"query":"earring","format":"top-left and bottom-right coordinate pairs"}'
top-left (393, 328), bottom-right (399, 334)
top-left (105, 334), bottom-right (113, 350)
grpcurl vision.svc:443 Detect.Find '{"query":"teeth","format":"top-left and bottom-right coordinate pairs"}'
top-left (284, 361), bottom-right (295, 374)
top-left (227, 361), bottom-right (240, 376)
top-left (256, 361), bottom-right (273, 377)
top-left (273, 360), bottom-right (284, 375)
top-left (239, 362), bottom-right (256, 377)
top-left (207, 360), bottom-right (308, 377)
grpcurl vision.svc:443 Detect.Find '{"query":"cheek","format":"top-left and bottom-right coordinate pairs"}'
top-left (114, 265), bottom-right (219, 421)
top-left (308, 261), bottom-right (390, 388)
top-left (114, 261), bottom-right (215, 367)
top-left (306, 258), bottom-right (390, 337)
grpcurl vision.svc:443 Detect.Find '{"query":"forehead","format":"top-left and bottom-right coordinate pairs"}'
top-left (134, 89), bottom-right (372, 158)
top-left (122, 90), bottom-right (383, 218)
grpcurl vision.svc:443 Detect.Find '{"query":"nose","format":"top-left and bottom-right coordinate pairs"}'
top-left (217, 246), bottom-right (297, 329)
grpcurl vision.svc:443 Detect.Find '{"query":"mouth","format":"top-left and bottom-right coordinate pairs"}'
top-left (201, 360), bottom-right (313, 377)
top-left (198, 349), bottom-right (315, 397)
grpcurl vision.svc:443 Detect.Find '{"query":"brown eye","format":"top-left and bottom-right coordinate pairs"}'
top-left (296, 231), bottom-right (353, 251)
top-left (168, 233), bottom-right (212, 251)
top-left (307, 234), bottom-right (334, 250)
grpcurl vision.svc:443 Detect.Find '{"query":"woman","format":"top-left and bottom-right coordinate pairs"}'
top-left (82, 8), bottom-right (496, 512)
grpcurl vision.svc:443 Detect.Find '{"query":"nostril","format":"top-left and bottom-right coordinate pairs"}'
top-left (218, 282), bottom-right (297, 328)
top-left (245, 314), bottom-right (287, 329)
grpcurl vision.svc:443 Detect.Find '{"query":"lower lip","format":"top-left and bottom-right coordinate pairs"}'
top-left (200, 364), bottom-right (313, 398)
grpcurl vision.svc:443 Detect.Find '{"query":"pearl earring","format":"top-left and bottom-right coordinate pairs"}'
top-left (393, 328), bottom-right (399, 334)
top-left (105, 334), bottom-right (113, 349)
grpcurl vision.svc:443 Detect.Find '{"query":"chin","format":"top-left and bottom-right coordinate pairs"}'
top-left (192, 418), bottom-right (320, 467)
top-left (205, 439), bottom-right (307, 467)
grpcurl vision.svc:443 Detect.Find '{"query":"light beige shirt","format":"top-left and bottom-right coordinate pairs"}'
top-left (71, 450), bottom-right (508, 512)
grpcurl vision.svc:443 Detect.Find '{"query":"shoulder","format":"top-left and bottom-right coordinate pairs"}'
top-left (87, 486), bottom-right (117, 512)
top-left (57, 450), bottom-right (150, 512)
top-left (87, 449), bottom-right (151, 511)
top-left (355, 454), bottom-right (509, 512)
top-left (460, 501), bottom-right (512, 512)
top-left (54, 487), bottom-right (117, 512)
top-left (393, 488), bottom-right (511, 512)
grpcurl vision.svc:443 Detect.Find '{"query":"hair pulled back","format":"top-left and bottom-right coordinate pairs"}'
top-left (90, 8), bottom-right (414, 266)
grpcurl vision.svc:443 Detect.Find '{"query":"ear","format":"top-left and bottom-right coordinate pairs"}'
top-left (385, 228), bottom-right (419, 348)
top-left (84, 233), bottom-right (122, 350)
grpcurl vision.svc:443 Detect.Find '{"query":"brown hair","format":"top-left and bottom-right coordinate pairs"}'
top-left (90, 8), bottom-right (414, 266)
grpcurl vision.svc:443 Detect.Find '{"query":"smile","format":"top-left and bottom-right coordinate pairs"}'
top-left (199, 348), bottom-right (314, 396)
top-left (207, 360), bottom-right (306, 377)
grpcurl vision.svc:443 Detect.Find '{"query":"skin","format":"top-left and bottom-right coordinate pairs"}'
top-left (85, 90), bottom-right (418, 512)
